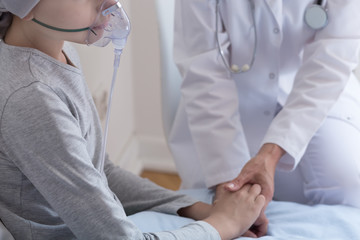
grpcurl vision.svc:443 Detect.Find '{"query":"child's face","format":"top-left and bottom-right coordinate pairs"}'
top-left (31, 0), bottom-right (115, 44)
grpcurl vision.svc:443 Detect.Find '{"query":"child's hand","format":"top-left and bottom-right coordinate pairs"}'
top-left (178, 201), bottom-right (212, 220)
top-left (204, 184), bottom-right (266, 240)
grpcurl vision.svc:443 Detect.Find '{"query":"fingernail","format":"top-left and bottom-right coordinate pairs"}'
top-left (227, 183), bottom-right (235, 189)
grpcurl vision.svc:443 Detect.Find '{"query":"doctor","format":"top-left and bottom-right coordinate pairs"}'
top-left (169, 0), bottom-right (360, 212)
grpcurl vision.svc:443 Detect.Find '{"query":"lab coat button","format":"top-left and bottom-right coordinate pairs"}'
top-left (273, 28), bottom-right (280, 34)
top-left (269, 73), bottom-right (276, 79)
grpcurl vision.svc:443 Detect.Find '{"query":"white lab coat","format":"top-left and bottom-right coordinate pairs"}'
top-left (169, 0), bottom-right (360, 190)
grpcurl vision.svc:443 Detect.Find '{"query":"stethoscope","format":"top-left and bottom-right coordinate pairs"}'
top-left (216, 0), bottom-right (328, 74)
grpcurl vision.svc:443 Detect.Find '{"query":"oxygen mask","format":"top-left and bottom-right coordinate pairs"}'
top-left (87, 0), bottom-right (131, 51)
top-left (32, 0), bottom-right (131, 52)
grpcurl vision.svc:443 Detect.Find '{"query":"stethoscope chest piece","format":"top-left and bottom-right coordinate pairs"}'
top-left (304, 4), bottom-right (328, 30)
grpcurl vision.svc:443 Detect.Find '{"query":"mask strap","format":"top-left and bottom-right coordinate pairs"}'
top-left (32, 18), bottom-right (94, 33)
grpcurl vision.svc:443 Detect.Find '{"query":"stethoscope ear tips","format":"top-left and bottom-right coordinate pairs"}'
top-left (230, 64), bottom-right (250, 73)
top-left (231, 64), bottom-right (240, 73)
top-left (241, 64), bottom-right (250, 72)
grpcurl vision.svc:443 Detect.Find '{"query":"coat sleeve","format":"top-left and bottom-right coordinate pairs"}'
top-left (262, 0), bottom-right (360, 170)
top-left (173, 0), bottom-right (251, 187)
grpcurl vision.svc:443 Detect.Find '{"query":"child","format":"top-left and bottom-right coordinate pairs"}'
top-left (0, 0), bottom-right (266, 239)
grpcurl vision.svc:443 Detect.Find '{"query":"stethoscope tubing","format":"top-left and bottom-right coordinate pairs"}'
top-left (317, 0), bottom-right (327, 7)
top-left (216, 0), bottom-right (327, 74)
top-left (215, 0), bottom-right (257, 74)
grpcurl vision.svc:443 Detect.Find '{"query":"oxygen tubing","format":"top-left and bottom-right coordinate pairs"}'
top-left (99, 49), bottom-right (122, 172)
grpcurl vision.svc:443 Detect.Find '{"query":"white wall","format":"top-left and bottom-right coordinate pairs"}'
top-left (130, 0), bottom-right (176, 172)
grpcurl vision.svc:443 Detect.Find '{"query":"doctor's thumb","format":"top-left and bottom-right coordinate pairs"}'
top-left (224, 180), bottom-right (243, 192)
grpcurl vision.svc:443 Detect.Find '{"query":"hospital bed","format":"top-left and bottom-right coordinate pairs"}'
top-left (130, 189), bottom-right (360, 239)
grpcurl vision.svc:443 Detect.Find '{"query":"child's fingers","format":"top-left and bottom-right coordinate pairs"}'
top-left (238, 184), bottom-right (251, 193)
top-left (255, 194), bottom-right (266, 206)
top-left (248, 184), bottom-right (262, 195)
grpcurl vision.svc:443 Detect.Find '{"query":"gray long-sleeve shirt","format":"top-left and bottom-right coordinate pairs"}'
top-left (0, 40), bottom-right (220, 240)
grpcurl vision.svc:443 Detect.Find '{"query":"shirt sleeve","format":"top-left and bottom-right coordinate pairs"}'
top-left (262, 0), bottom-right (360, 170)
top-left (0, 82), bottom-right (220, 240)
top-left (173, 0), bottom-right (251, 187)
top-left (104, 157), bottom-right (198, 216)
top-left (143, 221), bottom-right (220, 240)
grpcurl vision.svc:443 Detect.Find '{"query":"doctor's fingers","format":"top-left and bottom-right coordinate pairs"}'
top-left (242, 230), bottom-right (258, 238)
top-left (225, 173), bottom-right (251, 192)
top-left (250, 210), bottom-right (269, 237)
top-left (224, 161), bottom-right (263, 192)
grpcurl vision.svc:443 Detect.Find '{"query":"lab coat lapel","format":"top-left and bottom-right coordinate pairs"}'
top-left (264, 0), bottom-right (283, 31)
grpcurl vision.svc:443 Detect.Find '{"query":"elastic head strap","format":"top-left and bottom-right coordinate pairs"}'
top-left (32, 18), bottom-right (90, 32)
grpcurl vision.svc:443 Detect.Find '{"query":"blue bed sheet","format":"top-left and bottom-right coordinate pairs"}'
top-left (129, 189), bottom-right (360, 239)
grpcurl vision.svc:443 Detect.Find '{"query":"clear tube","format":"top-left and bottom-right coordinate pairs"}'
top-left (99, 49), bottom-right (122, 171)
top-left (93, 0), bottom-right (130, 171)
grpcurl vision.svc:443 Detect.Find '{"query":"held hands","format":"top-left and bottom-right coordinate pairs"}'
top-left (225, 143), bottom-right (285, 203)
top-left (178, 185), bottom-right (265, 240)
top-left (204, 184), bottom-right (265, 240)
top-left (215, 143), bottom-right (286, 237)
top-left (178, 184), bottom-right (265, 240)
top-left (214, 183), bottom-right (268, 238)
top-left (179, 143), bottom-right (284, 239)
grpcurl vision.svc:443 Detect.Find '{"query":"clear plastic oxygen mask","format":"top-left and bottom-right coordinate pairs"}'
top-left (32, 0), bottom-right (131, 54)
top-left (88, 0), bottom-right (131, 53)
top-left (32, 0), bottom-right (131, 170)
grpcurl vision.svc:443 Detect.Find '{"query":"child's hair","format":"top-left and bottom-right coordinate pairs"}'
top-left (0, 0), bottom-right (40, 38)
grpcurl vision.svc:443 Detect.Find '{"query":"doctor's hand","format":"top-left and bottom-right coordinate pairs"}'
top-left (224, 143), bottom-right (285, 204)
top-left (244, 210), bottom-right (268, 238)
